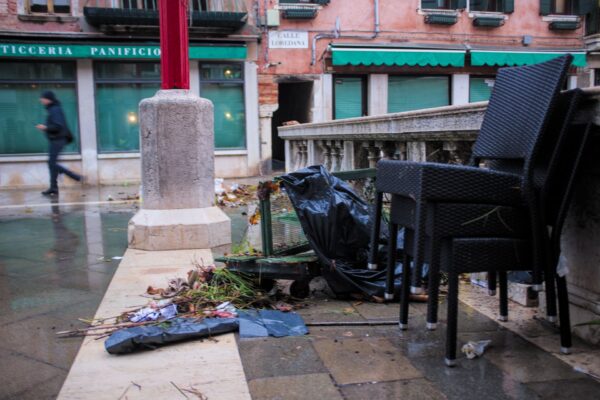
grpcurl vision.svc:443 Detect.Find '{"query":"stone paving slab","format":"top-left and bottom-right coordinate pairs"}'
top-left (527, 378), bottom-right (600, 399)
top-left (248, 373), bottom-right (343, 400)
top-left (458, 281), bottom-right (600, 381)
top-left (461, 331), bottom-right (584, 383)
top-left (340, 379), bottom-right (447, 400)
top-left (313, 337), bottom-right (423, 385)
top-left (238, 337), bottom-right (326, 380)
top-left (0, 348), bottom-right (65, 399)
top-left (57, 249), bottom-right (251, 400)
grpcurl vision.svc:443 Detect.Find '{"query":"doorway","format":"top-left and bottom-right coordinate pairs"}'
top-left (271, 81), bottom-right (313, 171)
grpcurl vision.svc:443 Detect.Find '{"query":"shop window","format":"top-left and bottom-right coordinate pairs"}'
top-left (334, 76), bottom-right (367, 120)
top-left (594, 69), bottom-right (600, 86)
top-left (388, 76), bottom-right (450, 113)
top-left (540, 0), bottom-right (592, 15)
top-left (470, 76), bottom-right (495, 102)
top-left (0, 61), bottom-right (79, 155)
top-left (200, 63), bottom-right (246, 149)
top-left (94, 62), bottom-right (160, 153)
top-left (421, 0), bottom-right (466, 9)
top-left (469, 0), bottom-right (514, 13)
top-left (28, 0), bottom-right (71, 14)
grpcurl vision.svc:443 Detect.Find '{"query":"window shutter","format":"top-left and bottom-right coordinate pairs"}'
top-left (539, 0), bottom-right (552, 15)
top-left (574, 0), bottom-right (595, 15)
top-left (503, 0), bottom-right (514, 13)
top-left (421, 0), bottom-right (438, 9)
top-left (455, 0), bottom-right (467, 9)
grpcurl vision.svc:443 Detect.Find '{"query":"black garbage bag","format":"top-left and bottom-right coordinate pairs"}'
top-left (105, 317), bottom-right (239, 354)
top-left (279, 165), bottom-right (405, 298)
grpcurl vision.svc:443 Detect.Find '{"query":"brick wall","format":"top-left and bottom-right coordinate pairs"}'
top-left (258, 74), bottom-right (278, 105)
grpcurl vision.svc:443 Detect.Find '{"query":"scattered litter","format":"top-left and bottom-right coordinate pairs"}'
top-left (118, 194), bottom-right (140, 201)
top-left (112, 256), bottom-right (123, 260)
top-left (97, 256), bottom-right (112, 263)
top-left (461, 340), bottom-right (492, 359)
top-left (107, 195), bottom-right (113, 201)
top-left (214, 178), bottom-right (226, 195)
top-left (129, 301), bottom-right (178, 323)
top-left (274, 302), bottom-right (293, 312)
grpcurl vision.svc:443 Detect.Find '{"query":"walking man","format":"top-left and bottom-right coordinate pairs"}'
top-left (36, 91), bottom-right (82, 196)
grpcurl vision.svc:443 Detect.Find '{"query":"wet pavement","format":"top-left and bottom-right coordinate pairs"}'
top-left (240, 293), bottom-right (600, 400)
top-left (2, 185), bottom-right (600, 399)
top-left (0, 185), bottom-right (251, 400)
top-left (0, 188), bottom-right (136, 400)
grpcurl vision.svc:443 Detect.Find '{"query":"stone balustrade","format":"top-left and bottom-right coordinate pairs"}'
top-left (278, 89), bottom-right (600, 345)
top-left (279, 102), bottom-right (486, 172)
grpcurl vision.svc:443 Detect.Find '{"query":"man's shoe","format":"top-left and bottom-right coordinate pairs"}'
top-left (41, 189), bottom-right (59, 196)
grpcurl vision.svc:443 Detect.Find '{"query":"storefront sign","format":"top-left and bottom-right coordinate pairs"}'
top-left (0, 43), bottom-right (247, 60)
top-left (268, 31), bottom-right (308, 49)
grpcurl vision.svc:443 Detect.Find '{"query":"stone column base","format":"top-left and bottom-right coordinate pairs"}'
top-left (128, 207), bottom-right (231, 251)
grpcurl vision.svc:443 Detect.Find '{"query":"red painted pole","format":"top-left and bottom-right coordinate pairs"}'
top-left (159, 0), bottom-right (190, 90)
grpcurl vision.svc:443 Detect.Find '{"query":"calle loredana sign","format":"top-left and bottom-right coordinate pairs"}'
top-left (0, 43), bottom-right (247, 60)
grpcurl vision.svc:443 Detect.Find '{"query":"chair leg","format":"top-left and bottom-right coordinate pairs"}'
top-left (426, 236), bottom-right (441, 331)
top-left (384, 221), bottom-right (398, 301)
top-left (411, 202), bottom-right (427, 295)
top-left (445, 272), bottom-right (459, 367)
top-left (487, 270), bottom-right (497, 296)
top-left (399, 253), bottom-right (411, 330)
top-left (368, 191), bottom-right (383, 271)
top-left (556, 275), bottom-right (572, 354)
top-left (544, 265), bottom-right (558, 323)
top-left (498, 270), bottom-right (508, 321)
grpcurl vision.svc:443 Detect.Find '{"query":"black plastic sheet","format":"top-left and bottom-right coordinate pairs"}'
top-left (279, 165), bottom-right (406, 298)
top-left (105, 317), bottom-right (239, 354)
top-left (239, 310), bottom-right (309, 338)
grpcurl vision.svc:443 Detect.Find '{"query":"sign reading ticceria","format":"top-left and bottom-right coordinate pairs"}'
top-left (0, 43), bottom-right (248, 60)
top-left (268, 31), bottom-right (309, 49)
top-left (0, 44), bottom-right (161, 58)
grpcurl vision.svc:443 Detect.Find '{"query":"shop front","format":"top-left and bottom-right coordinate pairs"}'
top-left (0, 42), bottom-right (259, 188)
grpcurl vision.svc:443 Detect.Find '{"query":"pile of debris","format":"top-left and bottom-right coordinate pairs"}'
top-left (57, 261), bottom-right (304, 353)
top-left (214, 179), bottom-right (256, 208)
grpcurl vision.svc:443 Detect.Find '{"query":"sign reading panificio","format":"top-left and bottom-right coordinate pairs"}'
top-left (268, 31), bottom-right (308, 49)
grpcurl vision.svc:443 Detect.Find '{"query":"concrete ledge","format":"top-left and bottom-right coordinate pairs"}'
top-left (128, 207), bottom-right (231, 251)
top-left (58, 248), bottom-right (251, 400)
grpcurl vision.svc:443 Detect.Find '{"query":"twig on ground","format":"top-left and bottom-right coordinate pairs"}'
top-left (171, 381), bottom-right (189, 399)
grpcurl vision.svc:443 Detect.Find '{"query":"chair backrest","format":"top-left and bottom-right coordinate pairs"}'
top-left (538, 90), bottom-right (592, 258)
top-left (470, 55), bottom-right (572, 170)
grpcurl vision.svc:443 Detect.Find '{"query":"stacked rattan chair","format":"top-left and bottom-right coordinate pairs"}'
top-left (367, 55), bottom-right (589, 365)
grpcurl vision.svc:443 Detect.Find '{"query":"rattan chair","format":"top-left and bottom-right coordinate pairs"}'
top-left (401, 97), bottom-right (591, 365)
top-left (442, 119), bottom-right (592, 363)
top-left (400, 89), bottom-right (584, 331)
top-left (368, 56), bottom-right (573, 327)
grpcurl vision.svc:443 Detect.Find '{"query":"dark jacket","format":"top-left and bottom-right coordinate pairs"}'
top-left (45, 102), bottom-right (70, 140)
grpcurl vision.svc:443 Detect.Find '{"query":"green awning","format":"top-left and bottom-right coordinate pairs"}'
top-left (471, 50), bottom-right (586, 67)
top-left (331, 47), bottom-right (466, 67)
top-left (189, 45), bottom-right (247, 60)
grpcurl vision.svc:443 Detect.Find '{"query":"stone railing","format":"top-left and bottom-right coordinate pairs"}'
top-left (279, 102), bottom-right (487, 172)
top-left (278, 89), bottom-right (600, 345)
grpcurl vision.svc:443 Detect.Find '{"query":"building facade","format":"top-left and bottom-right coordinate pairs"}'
top-left (0, 0), bottom-right (594, 187)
